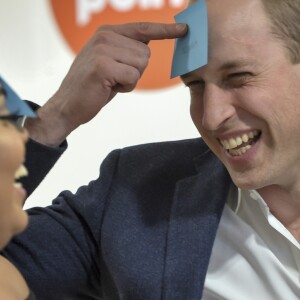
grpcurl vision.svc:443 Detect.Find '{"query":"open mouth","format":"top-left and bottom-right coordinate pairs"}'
top-left (220, 130), bottom-right (261, 157)
top-left (14, 164), bottom-right (28, 188)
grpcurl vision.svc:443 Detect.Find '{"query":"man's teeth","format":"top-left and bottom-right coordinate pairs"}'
top-left (15, 164), bottom-right (28, 180)
top-left (227, 145), bottom-right (252, 156)
top-left (221, 130), bottom-right (259, 156)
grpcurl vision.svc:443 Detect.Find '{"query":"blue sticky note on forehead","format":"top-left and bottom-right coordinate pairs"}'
top-left (0, 76), bottom-right (36, 117)
top-left (171, 0), bottom-right (208, 78)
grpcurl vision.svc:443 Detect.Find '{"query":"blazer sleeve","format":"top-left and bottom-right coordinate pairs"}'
top-left (21, 138), bottom-right (67, 197)
top-left (3, 149), bottom-right (121, 300)
top-left (20, 100), bottom-right (68, 197)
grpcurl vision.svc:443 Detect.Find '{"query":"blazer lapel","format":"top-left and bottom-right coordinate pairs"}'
top-left (161, 150), bottom-right (231, 300)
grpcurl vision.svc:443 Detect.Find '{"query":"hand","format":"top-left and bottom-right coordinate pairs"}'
top-left (26, 22), bottom-right (187, 147)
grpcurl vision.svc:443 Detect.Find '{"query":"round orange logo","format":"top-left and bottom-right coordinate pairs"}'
top-left (49, 0), bottom-right (187, 90)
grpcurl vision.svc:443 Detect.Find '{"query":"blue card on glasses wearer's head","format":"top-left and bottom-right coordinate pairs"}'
top-left (171, 0), bottom-right (208, 78)
top-left (0, 76), bottom-right (36, 118)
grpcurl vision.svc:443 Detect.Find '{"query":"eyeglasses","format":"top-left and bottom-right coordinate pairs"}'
top-left (0, 84), bottom-right (25, 129)
top-left (0, 76), bottom-right (36, 118)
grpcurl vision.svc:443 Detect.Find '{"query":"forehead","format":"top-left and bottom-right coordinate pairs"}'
top-left (206, 0), bottom-right (272, 47)
top-left (178, 0), bottom-right (295, 83)
top-left (186, 0), bottom-right (285, 76)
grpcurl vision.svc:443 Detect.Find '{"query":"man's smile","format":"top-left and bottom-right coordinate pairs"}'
top-left (220, 130), bottom-right (261, 156)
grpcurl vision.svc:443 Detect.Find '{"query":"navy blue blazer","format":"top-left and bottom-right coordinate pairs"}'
top-left (4, 137), bottom-right (231, 300)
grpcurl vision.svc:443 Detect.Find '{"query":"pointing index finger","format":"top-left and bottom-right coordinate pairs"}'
top-left (100, 22), bottom-right (187, 43)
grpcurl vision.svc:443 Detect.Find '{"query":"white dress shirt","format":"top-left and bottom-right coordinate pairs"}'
top-left (203, 186), bottom-right (300, 300)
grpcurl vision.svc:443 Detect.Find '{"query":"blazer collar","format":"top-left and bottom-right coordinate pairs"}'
top-left (162, 148), bottom-right (232, 300)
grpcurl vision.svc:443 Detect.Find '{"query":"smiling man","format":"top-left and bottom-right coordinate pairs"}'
top-left (3, 0), bottom-right (300, 299)
top-left (181, 0), bottom-right (300, 298)
top-left (186, 0), bottom-right (300, 193)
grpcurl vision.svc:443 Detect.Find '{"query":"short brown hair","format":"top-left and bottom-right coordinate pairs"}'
top-left (261, 0), bottom-right (300, 63)
top-left (188, 0), bottom-right (300, 63)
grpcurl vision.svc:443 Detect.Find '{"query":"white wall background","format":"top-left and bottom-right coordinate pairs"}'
top-left (0, 0), bottom-right (199, 208)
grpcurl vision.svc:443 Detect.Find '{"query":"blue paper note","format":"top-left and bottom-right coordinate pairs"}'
top-left (171, 0), bottom-right (208, 78)
top-left (0, 76), bottom-right (36, 117)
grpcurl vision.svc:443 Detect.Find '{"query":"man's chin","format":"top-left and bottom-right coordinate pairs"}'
top-left (228, 171), bottom-right (263, 191)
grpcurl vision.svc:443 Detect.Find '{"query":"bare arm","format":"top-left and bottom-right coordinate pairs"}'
top-left (25, 22), bottom-right (187, 147)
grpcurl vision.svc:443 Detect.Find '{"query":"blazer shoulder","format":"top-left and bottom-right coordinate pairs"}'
top-left (122, 138), bottom-right (209, 160)
top-left (114, 138), bottom-right (211, 182)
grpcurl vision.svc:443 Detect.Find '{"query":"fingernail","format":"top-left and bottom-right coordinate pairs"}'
top-left (176, 23), bottom-right (187, 31)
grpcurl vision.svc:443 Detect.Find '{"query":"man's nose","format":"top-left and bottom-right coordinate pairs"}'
top-left (201, 84), bottom-right (235, 131)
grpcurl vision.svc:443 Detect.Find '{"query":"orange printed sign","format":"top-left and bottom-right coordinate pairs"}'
top-left (49, 0), bottom-right (187, 90)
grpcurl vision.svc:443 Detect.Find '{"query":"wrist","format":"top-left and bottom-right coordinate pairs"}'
top-left (24, 100), bottom-right (74, 147)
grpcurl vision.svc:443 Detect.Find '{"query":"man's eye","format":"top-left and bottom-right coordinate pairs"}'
top-left (229, 72), bottom-right (252, 78)
top-left (225, 72), bottom-right (253, 86)
top-left (185, 80), bottom-right (205, 88)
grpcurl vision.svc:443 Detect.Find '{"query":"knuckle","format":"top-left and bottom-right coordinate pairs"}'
top-left (137, 22), bottom-right (151, 33)
top-left (125, 67), bottom-right (140, 83)
top-left (161, 23), bottom-right (173, 35)
top-left (89, 56), bottom-right (110, 79)
top-left (136, 44), bottom-right (151, 60)
top-left (98, 57), bottom-right (113, 74)
top-left (140, 54), bottom-right (150, 70)
top-left (143, 45), bottom-right (151, 58)
top-left (93, 30), bottom-right (112, 45)
top-left (133, 50), bottom-right (150, 71)
top-left (135, 22), bottom-right (152, 40)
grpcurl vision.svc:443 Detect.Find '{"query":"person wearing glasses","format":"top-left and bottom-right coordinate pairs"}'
top-left (0, 77), bottom-right (36, 300)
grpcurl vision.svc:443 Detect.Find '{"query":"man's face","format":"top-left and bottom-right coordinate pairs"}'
top-left (182, 0), bottom-right (300, 191)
